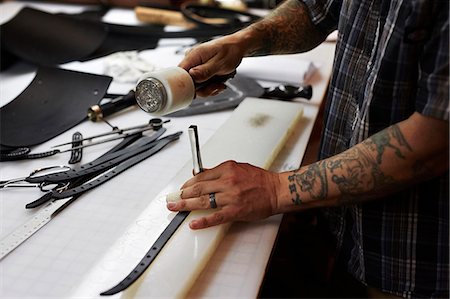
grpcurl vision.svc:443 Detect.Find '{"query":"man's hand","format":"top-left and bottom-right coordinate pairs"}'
top-left (166, 160), bottom-right (281, 229)
top-left (178, 35), bottom-right (248, 97)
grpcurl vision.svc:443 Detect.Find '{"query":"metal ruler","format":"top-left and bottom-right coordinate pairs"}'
top-left (0, 198), bottom-right (71, 260)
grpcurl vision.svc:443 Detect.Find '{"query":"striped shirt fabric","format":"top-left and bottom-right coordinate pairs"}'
top-left (301, 0), bottom-right (449, 298)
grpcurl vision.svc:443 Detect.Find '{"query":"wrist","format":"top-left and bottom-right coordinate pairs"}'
top-left (271, 172), bottom-right (300, 214)
top-left (228, 27), bottom-right (263, 57)
top-left (275, 170), bottom-right (314, 213)
top-left (270, 172), bottom-right (282, 214)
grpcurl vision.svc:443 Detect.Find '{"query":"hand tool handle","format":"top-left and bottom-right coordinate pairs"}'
top-left (88, 90), bottom-right (136, 122)
top-left (194, 71), bottom-right (236, 91)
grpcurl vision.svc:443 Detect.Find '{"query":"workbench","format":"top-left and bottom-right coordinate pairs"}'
top-left (0, 1), bottom-right (336, 297)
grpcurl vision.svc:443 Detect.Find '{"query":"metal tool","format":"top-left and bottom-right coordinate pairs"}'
top-left (0, 119), bottom-right (168, 162)
top-left (100, 124), bottom-right (204, 296)
top-left (52, 118), bottom-right (166, 148)
top-left (53, 126), bottom-right (158, 153)
top-left (188, 125), bottom-right (203, 174)
top-left (135, 67), bottom-right (236, 115)
top-left (0, 198), bottom-right (72, 260)
top-left (0, 165), bottom-right (71, 189)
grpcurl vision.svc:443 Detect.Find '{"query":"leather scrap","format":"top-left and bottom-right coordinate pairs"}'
top-left (1, 7), bottom-right (107, 67)
top-left (0, 66), bottom-right (112, 147)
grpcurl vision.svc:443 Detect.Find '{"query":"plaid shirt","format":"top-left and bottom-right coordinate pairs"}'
top-left (302, 0), bottom-right (449, 298)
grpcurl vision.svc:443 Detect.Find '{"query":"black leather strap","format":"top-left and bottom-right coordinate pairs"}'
top-left (26, 131), bottom-right (181, 208)
top-left (53, 132), bottom-right (181, 199)
top-left (100, 211), bottom-right (190, 296)
top-left (26, 128), bottom-right (165, 184)
top-left (105, 132), bottom-right (144, 154)
top-left (180, 3), bottom-right (259, 29)
top-left (26, 132), bottom-right (144, 209)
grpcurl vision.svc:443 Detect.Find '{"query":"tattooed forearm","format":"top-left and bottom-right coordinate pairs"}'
top-left (246, 0), bottom-right (327, 56)
top-left (296, 162), bottom-right (328, 201)
top-left (364, 125), bottom-right (413, 163)
top-left (329, 147), bottom-right (396, 203)
top-left (287, 124), bottom-right (413, 206)
top-left (288, 174), bottom-right (302, 204)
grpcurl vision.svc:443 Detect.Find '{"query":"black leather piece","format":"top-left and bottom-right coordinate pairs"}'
top-left (0, 7), bottom-right (159, 68)
top-left (0, 6), bottom-right (241, 69)
top-left (1, 7), bottom-right (107, 66)
top-left (25, 131), bottom-right (182, 208)
top-left (0, 67), bottom-right (112, 147)
top-left (0, 6), bottom-right (224, 69)
top-left (26, 128), bottom-right (166, 184)
top-left (53, 132), bottom-right (181, 199)
top-left (180, 3), bottom-right (260, 29)
top-left (26, 132), bottom-right (144, 209)
top-left (100, 211), bottom-right (190, 296)
top-left (82, 25), bottom-right (160, 61)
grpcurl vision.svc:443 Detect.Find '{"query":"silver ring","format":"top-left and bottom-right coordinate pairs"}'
top-left (209, 192), bottom-right (217, 209)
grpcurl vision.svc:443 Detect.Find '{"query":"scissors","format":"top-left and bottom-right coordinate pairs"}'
top-left (0, 165), bottom-right (71, 191)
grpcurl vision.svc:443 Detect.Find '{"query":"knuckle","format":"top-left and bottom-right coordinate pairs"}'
top-left (199, 195), bottom-right (209, 208)
top-left (222, 160), bottom-right (237, 171)
top-left (178, 200), bottom-right (187, 210)
top-left (225, 160), bottom-right (237, 167)
top-left (203, 67), bottom-right (214, 78)
top-left (212, 212), bottom-right (225, 225)
top-left (223, 176), bottom-right (237, 188)
top-left (192, 183), bottom-right (203, 197)
top-left (199, 217), bottom-right (209, 228)
top-left (229, 174), bottom-right (240, 185)
top-left (230, 189), bottom-right (242, 199)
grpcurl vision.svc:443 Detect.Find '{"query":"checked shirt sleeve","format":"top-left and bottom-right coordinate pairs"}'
top-left (301, 0), bottom-right (341, 35)
top-left (415, 2), bottom-right (449, 121)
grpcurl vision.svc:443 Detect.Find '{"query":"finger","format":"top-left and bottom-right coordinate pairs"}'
top-left (188, 64), bottom-right (217, 83)
top-left (195, 83), bottom-right (226, 98)
top-left (183, 46), bottom-right (194, 57)
top-left (191, 167), bottom-right (211, 176)
top-left (181, 180), bottom-right (224, 199)
top-left (167, 193), bottom-right (217, 211)
top-left (189, 210), bottom-right (228, 229)
top-left (188, 52), bottom-right (232, 82)
top-left (178, 45), bottom-right (210, 71)
top-left (182, 166), bottom-right (223, 189)
top-left (166, 189), bottom-right (183, 203)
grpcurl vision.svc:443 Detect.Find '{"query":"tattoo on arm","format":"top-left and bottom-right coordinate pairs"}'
top-left (287, 124), bottom-right (414, 205)
top-left (328, 147), bottom-right (395, 204)
top-left (248, 0), bottom-right (327, 56)
top-left (288, 174), bottom-right (302, 204)
top-left (291, 162), bottom-right (328, 204)
top-left (364, 125), bottom-right (413, 163)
